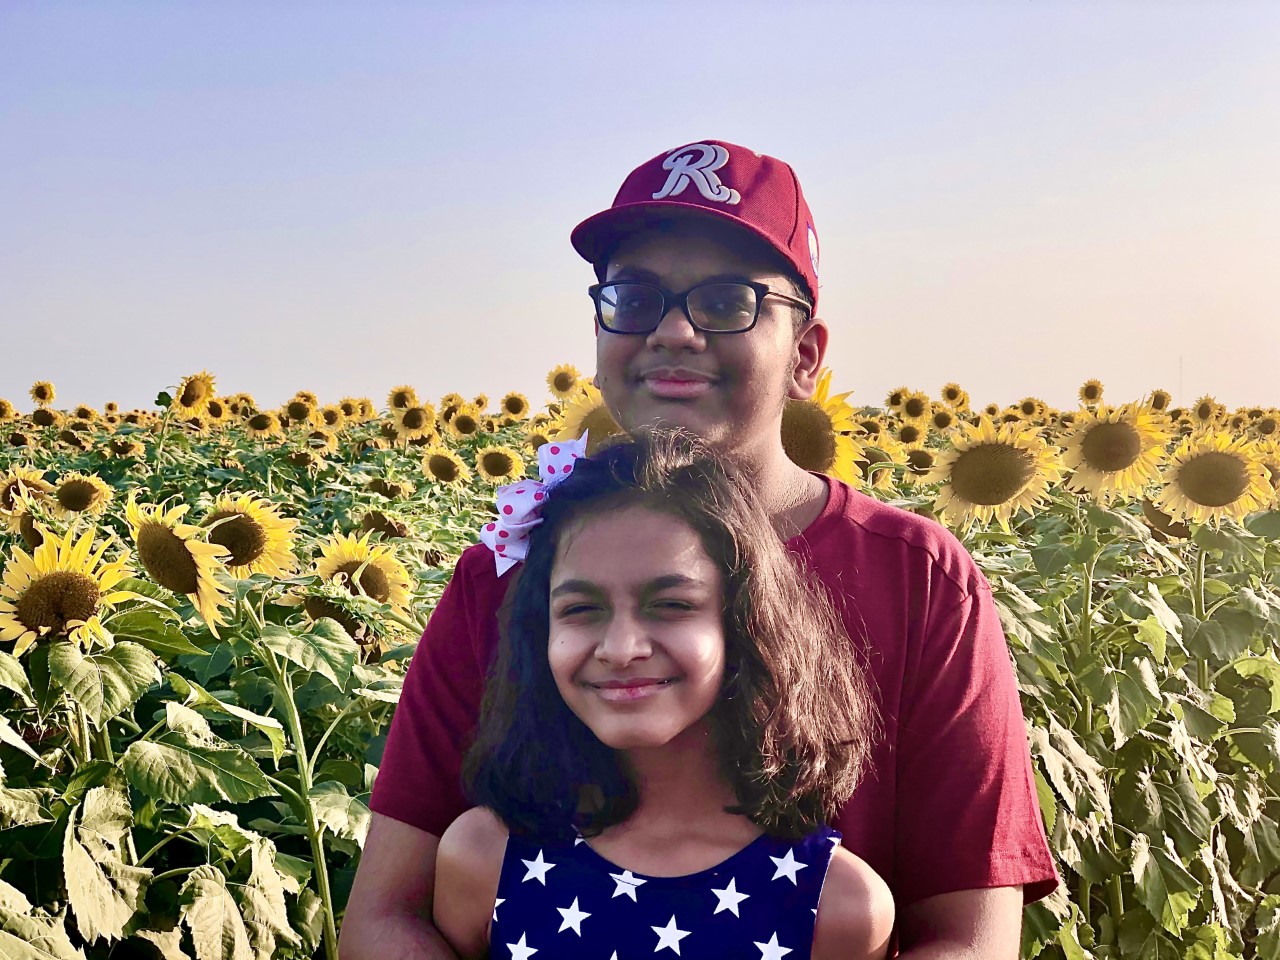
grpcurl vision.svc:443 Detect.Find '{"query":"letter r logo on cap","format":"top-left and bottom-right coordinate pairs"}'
top-left (652, 143), bottom-right (741, 205)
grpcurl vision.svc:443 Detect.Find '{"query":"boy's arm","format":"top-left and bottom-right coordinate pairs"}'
top-left (338, 814), bottom-right (455, 960)
top-left (896, 886), bottom-right (1024, 960)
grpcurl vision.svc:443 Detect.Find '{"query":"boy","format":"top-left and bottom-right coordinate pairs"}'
top-left (340, 140), bottom-right (1058, 960)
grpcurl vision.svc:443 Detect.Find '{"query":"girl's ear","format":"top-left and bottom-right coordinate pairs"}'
top-left (788, 316), bottom-right (829, 400)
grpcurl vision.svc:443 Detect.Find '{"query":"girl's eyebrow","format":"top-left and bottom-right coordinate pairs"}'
top-left (550, 574), bottom-right (706, 599)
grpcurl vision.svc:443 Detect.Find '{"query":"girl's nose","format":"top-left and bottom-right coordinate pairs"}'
top-left (594, 613), bottom-right (652, 665)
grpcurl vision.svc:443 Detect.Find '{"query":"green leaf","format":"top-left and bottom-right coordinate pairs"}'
top-left (1133, 616), bottom-right (1167, 663)
top-left (1030, 540), bottom-right (1074, 578)
top-left (289, 887), bottom-right (324, 957)
top-left (1183, 923), bottom-right (1232, 960)
top-left (0, 786), bottom-right (55, 829)
top-left (1130, 769), bottom-right (1213, 860)
top-left (179, 865), bottom-right (253, 960)
top-left (1188, 606), bottom-right (1256, 661)
top-left (63, 785), bottom-right (150, 943)
top-left (169, 675), bottom-right (287, 765)
top-left (1032, 767), bottom-right (1056, 836)
top-left (233, 839), bottom-right (300, 960)
top-left (1256, 894), bottom-right (1280, 959)
top-left (187, 804), bottom-right (261, 859)
top-left (131, 923), bottom-right (189, 960)
top-left (1246, 510), bottom-right (1280, 538)
top-left (0, 649), bottom-right (34, 705)
top-left (1234, 652), bottom-right (1280, 713)
top-left (1130, 832), bottom-right (1200, 935)
top-left (121, 705), bottom-right (274, 805)
top-left (108, 608), bottom-right (206, 657)
top-left (1030, 717), bottom-right (1111, 822)
top-left (48, 641), bottom-right (159, 728)
top-left (310, 780), bottom-right (371, 845)
top-left (1020, 887), bottom-right (1069, 958)
top-left (1105, 657), bottom-right (1162, 747)
top-left (0, 715), bottom-right (44, 766)
top-left (0, 904), bottom-right (85, 960)
top-left (155, 391), bottom-right (172, 407)
top-left (258, 621), bottom-right (357, 692)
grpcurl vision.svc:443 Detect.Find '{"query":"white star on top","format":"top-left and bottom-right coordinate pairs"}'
top-left (710, 876), bottom-right (750, 916)
top-left (507, 932), bottom-right (538, 960)
top-left (754, 932), bottom-right (793, 960)
top-left (557, 897), bottom-right (591, 935)
top-left (492, 897), bottom-right (505, 922)
top-left (610, 869), bottom-right (647, 901)
top-left (651, 915), bottom-right (691, 955)
top-left (521, 850), bottom-right (555, 885)
top-left (769, 848), bottom-right (807, 885)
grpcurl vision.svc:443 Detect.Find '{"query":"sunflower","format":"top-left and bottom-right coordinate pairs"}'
top-left (983, 402), bottom-right (1001, 419)
top-left (1190, 395), bottom-right (1224, 430)
top-left (313, 532), bottom-right (412, 613)
top-left (555, 384), bottom-right (625, 455)
top-left (547, 364), bottom-right (583, 401)
top-left (903, 447), bottom-right (939, 485)
top-left (245, 411), bottom-right (283, 441)
top-left (172, 371), bottom-right (216, 418)
top-left (387, 385), bottom-right (418, 411)
top-left (108, 437), bottom-right (145, 458)
top-left (358, 397), bottom-right (376, 420)
top-left (360, 509), bottom-right (410, 539)
top-left (9, 432), bottom-right (32, 448)
top-left (1078, 379), bottom-right (1105, 406)
top-left (72, 405), bottom-right (98, 422)
top-left (526, 428), bottom-right (554, 453)
top-left (31, 407), bottom-right (62, 428)
top-left (1061, 403), bottom-right (1170, 505)
top-left (421, 445), bottom-right (471, 488)
top-left (338, 397), bottom-right (362, 421)
top-left (472, 393), bottom-right (490, 411)
top-left (856, 417), bottom-right (885, 440)
top-left (1147, 390), bottom-right (1172, 413)
top-left (500, 392), bottom-right (531, 420)
top-left (1, 466), bottom-right (54, 532)
top-left (1153, 432), bottom-right (1272, 527)
top-left (395, 404), bottom-right (438, 444)
top-left (925, 417), bottom-right (1064, 532)
top-left (476, 445), bottom-right (526, 484)
top-left (927, 405), bottom-right (959, 434)
top-left (885, 386), bottom-right (910, 412)
top-left (292, 390), bottom-right (319, 406)
top-left (30, 381), bottom-right (56, 407)
top-left (50, 473), bottom-right (114, 520)
top-left (126, 496), bottom-right (232, 637)
top-left (284, 396), bottom-right (318, 428)
top-left (447, 404), bottom-right (483, 440)
top-left (854, 438), bottom-right (906, 490)
top-left (0, 399), bottom-right (15, 421)
top-left (773, 371), bottom-right (865, 483)
top-left (202, 493), bottom-right (298, 578)
top-left (1016, 397), bottom-right (1048, 421)
top-left (0, 527), bottom-right (139, 657)
top-left (898, 391), bottom-right (931, 424)
top-left (1140, 498), bottom-right (1191, 541)
top-left (893, 421), bottom-right (928, 450)
top-left (1256, 440), bottom-right (1280, 504)
top-left (1253, 413), bottom-right (1278, 439)
top-left (203, 398), bottom-right (229, 426)
top-left (306, 430), bottom-right (340, 456)
top-left (939, 383), bottom-right (970, 412)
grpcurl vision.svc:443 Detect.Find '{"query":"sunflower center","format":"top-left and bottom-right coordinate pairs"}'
top-left (402, 408), bottom-right (427, 430)
top-left (553, 373), bottom-right (575, 393)
top-left (504, 397), bottom-right (525, 415)
top-left (205, 510), bottom-right (267, 566)
top-left (1020, 401), bottom-right (1038, 416)
top-left (1080, 421), bottom-right (1142, 472)
top-left (427, 455), bottom-right (460, 482)
top-left (454, 415), bottom-right (478, 435)
top-left (19, 512), bottom-right (43, 549)
top-left (15, 571), bottom-right (100, 635)
top-left (286, 400), bottom-right (310, 422)
top-left (481, 451), bottom-right (514, 476)
top-left (248, 414), bottom-right (273, 431)
top-left (1177, 452), bottom-right (1248, 507)
top-left (392, 391), bottom-right (413, 408)
top-left (899, 424), bottom-right (922, 445)
top-left (1259, 417), bottom-right (1277, 436)
top-left (56, 479), bottom-right (100, 513)
top-left (32, 409), bottom-right (58, 427)
top-left (949, 443), bottom-right (1035, 506)
top-left (323, 410), bottom-right (340, 426)
top-left (334, 560), bottom-right (392, 603)
top-left (34, 385), bottom-right (52, 401)
top-left (781, 402), bottom-right (836, 472)
top-left (932, 412), bottom-right (954, 430)
top-left (180, 381), bottom-right (206, 407)
top-left (907, 449), bottom-right (936, 473)
top-left (1196, 402), bottom-right (1214, 421)
top-left (1083, 384), bottom-right (1101, 401)
top-left (903, 397), bottom-right (927, 419)
top-left (137, 522), bottom-right (201, 594)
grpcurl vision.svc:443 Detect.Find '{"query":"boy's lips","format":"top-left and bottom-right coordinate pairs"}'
top-left (639, 367), bottom-right (715, 400)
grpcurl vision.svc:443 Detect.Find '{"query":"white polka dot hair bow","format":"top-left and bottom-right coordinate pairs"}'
top-left (479, 432), bottom-right (588, 575)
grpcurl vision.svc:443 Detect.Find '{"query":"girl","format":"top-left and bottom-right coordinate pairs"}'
top-left (433, 430), bottom-right (894, 959)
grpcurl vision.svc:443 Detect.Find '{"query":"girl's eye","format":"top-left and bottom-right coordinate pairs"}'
top-left (652, 599), bottom-right (694, 612)
top-left (556, 603), bottom-right (599, 617)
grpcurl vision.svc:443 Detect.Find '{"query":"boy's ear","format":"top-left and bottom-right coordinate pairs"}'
top-left (788, 316), bottom-right (829, 400)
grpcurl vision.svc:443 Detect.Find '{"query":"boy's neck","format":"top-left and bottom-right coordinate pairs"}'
top-left (730, 443), bottom-right (829, 541)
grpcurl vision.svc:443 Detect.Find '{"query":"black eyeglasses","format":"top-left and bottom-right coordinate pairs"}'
top-left (588, 280), bottom-right (812, 335)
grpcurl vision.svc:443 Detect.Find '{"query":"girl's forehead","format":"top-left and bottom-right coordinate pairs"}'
top-left (551, 506), bottom-right (717, 584)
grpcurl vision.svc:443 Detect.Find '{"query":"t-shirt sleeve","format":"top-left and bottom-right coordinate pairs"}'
top-left (894, 564), bottom-right (1060, 905)
top-left (368, 549), bottom-right (494, 837)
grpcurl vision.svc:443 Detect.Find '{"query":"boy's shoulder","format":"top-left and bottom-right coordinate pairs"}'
top-left (811, 846), bottom-right (895, 960)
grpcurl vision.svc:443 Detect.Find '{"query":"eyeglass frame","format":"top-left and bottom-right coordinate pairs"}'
top-left (587, 279), bottom-right (813, 335)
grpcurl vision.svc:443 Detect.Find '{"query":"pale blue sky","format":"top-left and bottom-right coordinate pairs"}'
top-left (2, 2), bottom-right (1277, 414)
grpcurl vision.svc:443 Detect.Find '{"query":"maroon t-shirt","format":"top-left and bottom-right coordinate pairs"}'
top-left (370, 476), bottom-right (1060, 906)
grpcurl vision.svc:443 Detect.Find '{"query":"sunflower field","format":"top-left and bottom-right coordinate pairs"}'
top-left (0, 371), bottom-right (1278, 960)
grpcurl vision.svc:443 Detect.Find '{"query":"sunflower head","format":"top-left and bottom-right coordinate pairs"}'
top-left (29, 381), bottom-right (56, 407)
top-left (1191, 395), bottom-right (1224, 430)
top-left (361, 509), bottom-right (411, 539)
top-left (285, 397), bottom-right (317, 427)
top-left (1061, 404), bottom-right (1170, 505)
top-left (476, 444), bottom-right (526, 484)
top-left (126, 495), bottom-right (232, 636)
top-left (448, 404), bottom-right (483, 440)
top-left (421, 445), bottom-right (471, 488)
top-left (1078, 379), bottom-right (1105, 406)
top-left (500, 392), bottom-right (531, 420)
top-left (339, 397), bottom-right (362, 420)
top-left (173, 371), bottom-right (216, 417)
top-left (202, 493), bottom-right (299, 578)
top-left (313, 532), bottom-right (413, 613)
top-left (885, 386), bottom-right (909, 411)
top-left (368, 477), bottom-right (413, 499)
top-left (0, 399), bottom-right (15, 421)
top-left (8, 432), bottom-right (31, 448)
top-left (547, 364), bottom-right (583, 401)
top-left (1148, 390), bottom-right (1172, 413)
top-left (394, 404), bottom-right (438, 444)
top-left (388, 385), bottom-right (419, 410)
top-left (51, 473), bottom-right (114, 519)
top-left (472, 393), bottom-right (490, 411)
top-left (1153, 431), bottom-right (1272, 527)
top-left (245, 412), bottom-right (283, 441)
top-left (31, 407), bottom-right (62, 428)
top-left (555, 384), bottom-right (625, 455)
top-left (899, 391), bottom-right (930, 423)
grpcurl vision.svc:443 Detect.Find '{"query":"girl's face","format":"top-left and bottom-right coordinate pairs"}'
top-left (548, 504), bottom-right (727, 752)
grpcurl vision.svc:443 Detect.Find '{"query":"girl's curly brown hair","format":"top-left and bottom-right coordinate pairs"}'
top-left (463, 428), bottom-right (878, 840)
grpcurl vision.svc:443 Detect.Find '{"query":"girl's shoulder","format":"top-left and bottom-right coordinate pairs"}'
top-left (811, 846), bottom-right (896, 960)
top-left (433, 807), bottom-right (510, 960)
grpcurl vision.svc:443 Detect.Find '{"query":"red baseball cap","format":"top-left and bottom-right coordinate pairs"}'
top-left (571, 139), bottom-right (821, 311)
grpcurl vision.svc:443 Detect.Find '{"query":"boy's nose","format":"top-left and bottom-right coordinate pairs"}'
top-left (645, 302), bottom-right (705, 350)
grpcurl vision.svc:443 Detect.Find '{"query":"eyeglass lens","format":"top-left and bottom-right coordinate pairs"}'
top-left (597, 282), bottom-right (758, 333)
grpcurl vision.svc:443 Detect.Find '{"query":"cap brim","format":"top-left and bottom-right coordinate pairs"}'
top-left (571, 200), bottom-right (797, 280)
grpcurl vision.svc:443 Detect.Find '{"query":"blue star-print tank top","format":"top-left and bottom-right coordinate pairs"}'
top-left (489, 823), bottom-right (841, 959)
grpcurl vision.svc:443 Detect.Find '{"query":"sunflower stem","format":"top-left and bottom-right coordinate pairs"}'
top-left (1194, 547), bottom-right (1209, 690)
top-left (1076, 551), bottom-right (1099, 737)
top-left (152, 400), bottom-right (176, 466)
